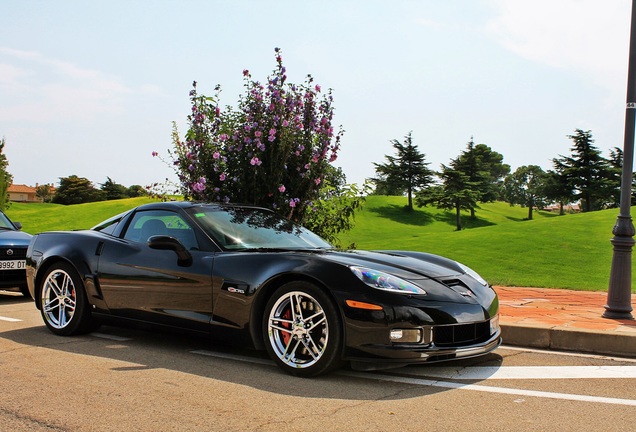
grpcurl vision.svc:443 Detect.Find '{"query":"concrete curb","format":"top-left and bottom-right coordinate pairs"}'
top-left (501, 323), bottom-right (636, 358)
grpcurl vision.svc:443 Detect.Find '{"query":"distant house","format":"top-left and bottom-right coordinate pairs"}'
top-left (8, 184), bottom-right (55, 203)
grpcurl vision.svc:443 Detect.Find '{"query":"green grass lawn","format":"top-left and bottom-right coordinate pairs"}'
top-left (6, 197), bottom-right (156, 233)
top-left (339, 196), bottom-right (630, 292)
top-left (5, 195), bottom-right (631, 292)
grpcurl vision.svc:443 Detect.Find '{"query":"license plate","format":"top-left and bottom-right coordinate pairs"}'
top-left (0, 260), bottom-right (26, 270)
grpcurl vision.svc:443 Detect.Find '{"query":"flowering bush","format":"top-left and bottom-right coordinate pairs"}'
top-left (164, 48), bottom-right (345, 225)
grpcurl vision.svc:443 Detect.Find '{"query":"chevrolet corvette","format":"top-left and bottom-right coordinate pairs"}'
top-left (26, 201), bottom-right (501, 376)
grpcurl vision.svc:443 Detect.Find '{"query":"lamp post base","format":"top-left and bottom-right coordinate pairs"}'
top-left (604, 217), bottom-right (635, 320)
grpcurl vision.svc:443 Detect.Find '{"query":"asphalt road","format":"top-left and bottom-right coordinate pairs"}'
top-left (2, 290), bottom-right (636, 432)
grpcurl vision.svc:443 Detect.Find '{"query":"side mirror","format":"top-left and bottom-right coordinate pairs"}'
top-left (148, 235), bottom-right (193, 267)
top-left (13, 222), bottom-right (22, 230)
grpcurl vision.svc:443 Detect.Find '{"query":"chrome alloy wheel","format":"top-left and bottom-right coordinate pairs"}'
top-left (267, 291), bottom-right (329, 369)
top-left (41, 268), bottom-right (77, 330)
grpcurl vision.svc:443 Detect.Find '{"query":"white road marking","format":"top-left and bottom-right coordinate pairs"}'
top-left (191, 349), bottom-right (636, 406)
top-left (398, 365), bottom-right (636, 380)
top-left (92, 332), bottom-right (132, 342)
top-left (346, 371), bottom-right (636, 407)
top-left (0, 315), bottom-right (21, 322)
top-left (500, 345), bottom-right (636, 363)
top-left (191, 349), bottom-right (273, 366)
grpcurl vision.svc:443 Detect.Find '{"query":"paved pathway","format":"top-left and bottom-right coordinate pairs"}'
top-left (495, 286), bottom-right (636, 358)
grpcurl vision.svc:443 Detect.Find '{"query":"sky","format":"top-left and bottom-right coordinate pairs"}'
top-left (0, 0), bottom-right (633, 190)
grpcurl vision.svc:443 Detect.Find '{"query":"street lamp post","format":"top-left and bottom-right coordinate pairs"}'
top-left (605, 0), bottom-right (636, 320)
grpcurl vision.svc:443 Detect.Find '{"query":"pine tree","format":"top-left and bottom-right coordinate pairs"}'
top-left (416, 159), bottom-right (481, 230)
top-left (552, 129), bottom-right (613, 212)
top-left (373, 131), bottom-right (434, 210)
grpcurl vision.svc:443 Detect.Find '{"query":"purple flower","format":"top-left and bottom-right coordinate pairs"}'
top-left (151, 151), bottom-right (158, 157)
top-left (219, 173), bottom-right (226, 181)
top-left (315, 84), bottom-right (321, 92)
top-left (278, 185), bottom-right (286, 193)
top-left (192, 178), bottom-right (206, 192)
top-left (250, 157), bottom-right (262, 166)
top-left (213, 152), bottom-right (220, 159)
top-left (243, 69), bottom-right (249, 76)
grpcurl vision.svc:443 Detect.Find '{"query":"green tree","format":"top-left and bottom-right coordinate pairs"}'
top-left (372, 131), bottom-right (434, 210)
top-left (127, 185), bottom-right (148, 197)
top-left (553, 129), bottom-right (614, 212)
top-left (35, 184), bottom-right (54, 203)
top-left (416, 160), bottom-right (481, 231)
top-left (606, 147), bottom-right (636, 207)
top-left (543, 169), bottom-right (573, 215)
top-left (160, 48), bottom-right (363, 242)
top-left (100, 177), bottom-right (129, 200)
top-left (53, 175), bottom-right (105, 205)
top-left (454, 138), bottom-right (510, 217)
top-left (503, 165), bottom-right (548, 220)
top-left (0, 137), bottom-right (13, 210)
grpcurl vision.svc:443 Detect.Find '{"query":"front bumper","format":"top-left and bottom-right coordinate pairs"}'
top-left (338, 288), bottom-right (501, 368)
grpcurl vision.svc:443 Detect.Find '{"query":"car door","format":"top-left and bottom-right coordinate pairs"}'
top-left (96, 209), bottom-right (214, 333)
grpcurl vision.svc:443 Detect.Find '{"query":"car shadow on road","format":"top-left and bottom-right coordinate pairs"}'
top-left (0, 290), bottom-right (32, 304)
top-left (0, 323), bottom-right (504, 401)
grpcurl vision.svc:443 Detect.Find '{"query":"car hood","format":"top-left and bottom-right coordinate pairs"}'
top-left (0, 229), bottom-right (32, 246)
top-left (320, 249), bottom-right (466, 280)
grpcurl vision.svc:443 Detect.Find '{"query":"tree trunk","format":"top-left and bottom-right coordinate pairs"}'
top-left (455, 201), bottom-right (462, 231)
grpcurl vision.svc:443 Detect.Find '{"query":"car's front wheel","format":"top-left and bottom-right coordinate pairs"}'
top-left (263, 282), bottom-right (343, 377)
top-left (39, 262), bottom-right (97, 336)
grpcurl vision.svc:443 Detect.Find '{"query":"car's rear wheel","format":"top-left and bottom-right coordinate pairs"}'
top-left (263, 281), bottom-right (343, 377)
top-left (39, 262), bottom-right (97, 336)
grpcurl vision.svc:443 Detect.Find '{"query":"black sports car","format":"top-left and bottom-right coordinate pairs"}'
top-left (26, 201), bottom-right (501, 376)
top-left (0, 210), bottom-right (31, 297)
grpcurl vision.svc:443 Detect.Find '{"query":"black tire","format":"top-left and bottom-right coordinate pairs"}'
top-left (38, 262), bottom-right (97, 336)
top-left (263, 281), bottom-right (343, 377)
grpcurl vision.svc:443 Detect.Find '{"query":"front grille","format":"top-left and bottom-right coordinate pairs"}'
top-left (0, 247), bottom-right (28, 286)
top-left (0, 247), bottom-right (27, 259)
top-left (433, 320), bottom-right (492, 347)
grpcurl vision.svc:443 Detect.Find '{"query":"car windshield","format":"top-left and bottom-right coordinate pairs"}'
top-left (186, 205), bottom-right (333, 251)
top-left (0, 212), bottom-right (16, 230)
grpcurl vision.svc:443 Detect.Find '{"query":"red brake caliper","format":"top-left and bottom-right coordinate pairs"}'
top-left (281, 307), bottom-right (292, 345)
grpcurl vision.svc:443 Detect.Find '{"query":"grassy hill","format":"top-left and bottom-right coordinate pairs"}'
top-left (5, 195), bottom-right (631, 292)
top-left (6, 197), bottom-right (156, 233)
top-left (339, 196), bottom-right (629, 292)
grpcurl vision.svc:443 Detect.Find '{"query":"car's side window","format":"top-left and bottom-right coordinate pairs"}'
top-left (123, 210), bottom-right (199, 250)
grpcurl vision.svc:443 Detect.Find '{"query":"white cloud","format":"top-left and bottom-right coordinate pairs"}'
top-left (486, 0), bottom-right (630, 99)
top-left (0, 47), bottom-right (148, 123)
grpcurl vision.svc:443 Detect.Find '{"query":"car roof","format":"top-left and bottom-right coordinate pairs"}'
top-left (135, 201), bottom-right (269, 212)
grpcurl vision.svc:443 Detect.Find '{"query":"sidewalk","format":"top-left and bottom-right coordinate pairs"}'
top-left (495, 286), bottom-right (636, 358)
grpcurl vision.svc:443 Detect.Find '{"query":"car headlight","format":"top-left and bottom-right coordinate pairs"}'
top-left (350, 266), bottom-right (427, 295)
top-left (457, 262), bottom-right (488, 286)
